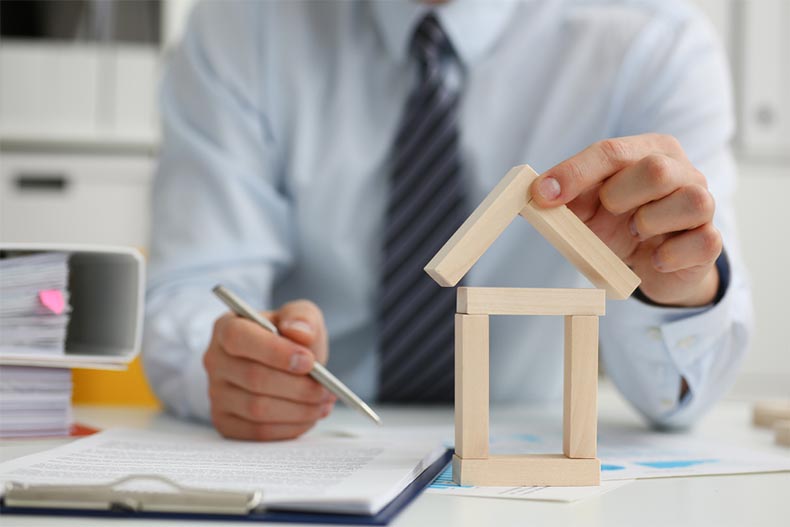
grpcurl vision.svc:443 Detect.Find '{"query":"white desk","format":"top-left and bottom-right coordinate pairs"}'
top-left (1, 385), bottom-right (789, 527)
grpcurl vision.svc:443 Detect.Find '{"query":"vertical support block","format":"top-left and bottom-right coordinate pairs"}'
top-left (563, 315), bottom-right (598, 459)
top-left (455, 313), bottom-right (489, 459)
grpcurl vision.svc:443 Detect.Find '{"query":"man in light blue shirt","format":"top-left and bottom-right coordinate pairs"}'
top-left (144, 0), bottom-right (752, 440)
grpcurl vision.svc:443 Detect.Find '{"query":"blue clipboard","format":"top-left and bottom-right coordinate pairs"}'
top-left (1, 449), bottom-right (453, 525)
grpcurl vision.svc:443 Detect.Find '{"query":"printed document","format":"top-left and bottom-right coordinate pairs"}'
top-left (0, 428), bottom-right (446, 515)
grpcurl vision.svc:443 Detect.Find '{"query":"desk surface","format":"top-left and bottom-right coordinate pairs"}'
top-left (1, 385), bottom-right (788, 527)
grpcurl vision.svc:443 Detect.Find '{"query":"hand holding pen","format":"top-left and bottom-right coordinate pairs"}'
top-left (205, 285), bottom-right (380, 441)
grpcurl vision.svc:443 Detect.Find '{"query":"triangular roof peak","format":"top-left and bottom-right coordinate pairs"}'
top-left (424, 164), bottom-right (640, 300)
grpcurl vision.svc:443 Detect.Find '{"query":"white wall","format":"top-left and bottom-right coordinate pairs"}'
top-left (691, 0), bottom-right (790, 398)
top-left (733, 161), bottom-right (790, 398)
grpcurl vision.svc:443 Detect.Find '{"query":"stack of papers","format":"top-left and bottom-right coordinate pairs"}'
top-left (0, 252), bottom-right (74, 437)
top-left (0, 252), bottom-right (71, 356)
top-left (0, 366), bottom-right (72, 438)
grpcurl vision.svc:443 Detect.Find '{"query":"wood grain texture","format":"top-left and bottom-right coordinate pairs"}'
top-left (457, 287), bottom-right (605, 316)
top-left (455, 314), bottom-right (489, 459)
top-left (520, 200), bottom-right (640, 299)
top-left (753, 400), bottom-right (790, 428)
top-left (425, 165), bottom-right (538, 287)
top-left (563, 315), bottom-right (598, 459)
top-left (452, 454), bottom-right (600, 486)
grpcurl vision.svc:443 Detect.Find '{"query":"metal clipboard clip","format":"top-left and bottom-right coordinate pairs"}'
top-left (3, 474), bottom-right (265, 516)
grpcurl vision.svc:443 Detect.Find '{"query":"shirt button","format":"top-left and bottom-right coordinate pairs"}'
top-left (647, 327), bottom-right (662, 341)
top-left (677, 336), bottom-right (698, 349)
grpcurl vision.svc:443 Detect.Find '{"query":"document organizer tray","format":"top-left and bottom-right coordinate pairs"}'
top-left (0, 242), bottom-right (145, 370)
top-left (0, 449), bottom-right (453, 525)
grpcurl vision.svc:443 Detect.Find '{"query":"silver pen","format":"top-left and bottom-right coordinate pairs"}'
top-left (212, 285), bottom-right (382, 425)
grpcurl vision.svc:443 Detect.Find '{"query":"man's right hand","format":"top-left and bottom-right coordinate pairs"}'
top-left (203, 299), bottom-right (336, 441)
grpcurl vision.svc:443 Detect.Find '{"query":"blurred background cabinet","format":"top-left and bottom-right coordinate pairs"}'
top-left (0, 0), bottom-right (183, 248)
top-left (0, 152), bottom-right (153, 246)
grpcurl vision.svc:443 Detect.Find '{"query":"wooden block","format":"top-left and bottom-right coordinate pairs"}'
top-left (457, 287), bottom-right (605, 316)
top-left (452, 454), bottom-right (600, 486)
top-left (753, 400), bottom-right (790, 428)
top-left (563, 315), bottom-right (598, 459)
top-left (520, 200), bottom-right (640, 300)
top-left (425, 165), bottom-right (539, 287)
top-left (455, 314), bottom-right (489, 459)
top-left (775, 420), bottom-right (790, 447)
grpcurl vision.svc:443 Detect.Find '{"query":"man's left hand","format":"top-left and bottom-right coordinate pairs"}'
top-left (530, 133), bottom-right (721, 307)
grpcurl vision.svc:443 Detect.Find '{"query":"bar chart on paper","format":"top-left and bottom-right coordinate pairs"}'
top-left (428, 427), bottom-right (790, 500)
top-left (494, 429), bottom-right (790, 480)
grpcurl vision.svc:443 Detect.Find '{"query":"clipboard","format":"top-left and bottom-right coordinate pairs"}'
top-left (0, 449), bottom-right (453, 525)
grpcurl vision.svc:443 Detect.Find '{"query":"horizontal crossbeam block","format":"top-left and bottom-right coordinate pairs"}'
top-left (776, 420), bottom-right (790, 447)
top-left (457, 287), bottom-right (605, 316)
top-left (452, 454), bottom-right (600, 487)
top-left (753, 400), bottom-right (790, 428)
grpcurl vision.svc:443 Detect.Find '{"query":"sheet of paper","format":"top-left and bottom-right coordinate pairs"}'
top-left (421, 423), bottom-right (790, 500)
top-left (0, 428), bottom-right (445, 515)
top-left (478, 428), bottom-right (790, 481)
top-left (427, 464), bottom-right (633, 502)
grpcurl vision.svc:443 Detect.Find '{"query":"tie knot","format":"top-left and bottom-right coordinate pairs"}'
top-left (411, 13), bottom-right (454, 70)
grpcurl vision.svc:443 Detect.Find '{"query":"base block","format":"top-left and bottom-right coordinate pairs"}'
top-left (753, 400), bottom-right (790, 428)
top-left (452, 454), bottom-right (600, 487)
top-left (776, 420), bottom-right (790, 447)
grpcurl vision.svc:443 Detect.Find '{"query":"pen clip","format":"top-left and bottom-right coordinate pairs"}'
top-left (3, 474), bottom-right (265, 515)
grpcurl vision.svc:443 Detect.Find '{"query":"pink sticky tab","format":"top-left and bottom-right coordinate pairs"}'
top-left (39, 289), bottom-right (65, 315)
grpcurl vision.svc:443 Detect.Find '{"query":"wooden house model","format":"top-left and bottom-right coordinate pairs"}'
top-left (424, 164), bottom-right (640, 486)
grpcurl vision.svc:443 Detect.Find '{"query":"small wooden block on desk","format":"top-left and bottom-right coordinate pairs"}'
top-left (425, 165), bottom-right (538, 287)
top-left (452, 454), bottom-right (600, 486)
top-left (775, 420), bottom-right (790, 447)
top-left (457, 287), bottom-right (605, 316)
top-left (520, 200), bottom-right (640, 300)
top-left (563, 315), bottom-right (598, 459)
top-left (455, 314), bottom-right (490, 459)
top-left (753, 400), bottom-right (790, 428)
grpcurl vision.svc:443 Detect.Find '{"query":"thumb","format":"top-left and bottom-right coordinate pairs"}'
top-left (274, 300), bottom-right (329, 364)
top-left (530, 173), bottom-right (564, 207)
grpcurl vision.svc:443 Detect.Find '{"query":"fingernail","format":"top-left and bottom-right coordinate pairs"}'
top-left (652, 252), bottom-right (665, 271)
top-left (321, 390), bottom-right (333, 403)
top-left (320, 402), bottom-right (334, 417)
top-left (281, 319), bottom-right (314, 336)
top-left (289, 351), bottom-right (312, 372)
top-left (537, 177), bottom-right (561, 201)
top-left (629, 217), bottom-right (639, 238)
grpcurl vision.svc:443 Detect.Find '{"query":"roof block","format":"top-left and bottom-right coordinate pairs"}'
top-left (425, 164), bottom-right (640, 299)
top-left (424, 165), bottom-right (537, 287)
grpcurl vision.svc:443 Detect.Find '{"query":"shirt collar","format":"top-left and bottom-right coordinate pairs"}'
top-left (370, 0), bottom-right (521, 66)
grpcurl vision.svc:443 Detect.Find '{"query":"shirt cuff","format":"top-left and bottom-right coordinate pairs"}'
top-left (182, 305), bottom-right (223, 422)
top-left (602, 251), bottom-right (734, 426)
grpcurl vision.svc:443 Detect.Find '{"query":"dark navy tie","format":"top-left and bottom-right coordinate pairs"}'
top-left (378, 14), bottom-right (466, 403)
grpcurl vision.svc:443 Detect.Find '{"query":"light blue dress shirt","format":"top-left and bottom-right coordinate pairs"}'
top-left (144, 0), bottom-right (753, 429)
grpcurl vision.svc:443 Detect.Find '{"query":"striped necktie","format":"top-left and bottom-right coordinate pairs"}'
top-left (377, 14), bottom-right (465, 403)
